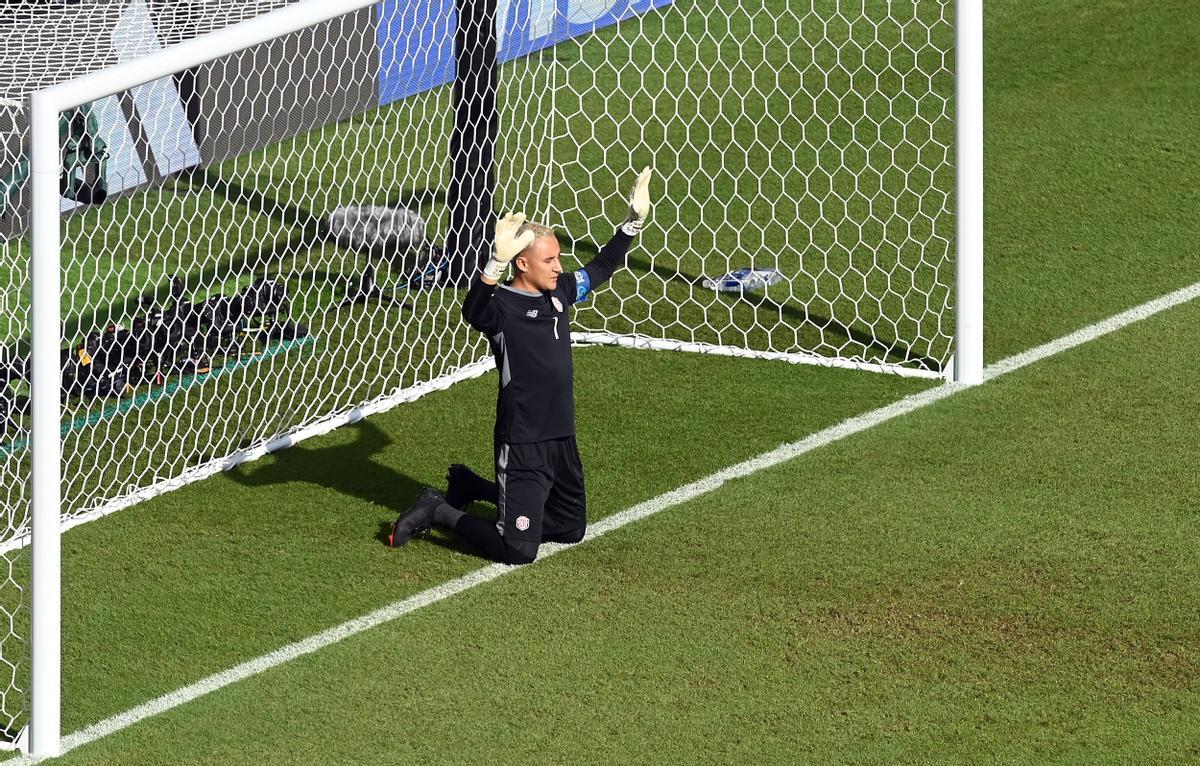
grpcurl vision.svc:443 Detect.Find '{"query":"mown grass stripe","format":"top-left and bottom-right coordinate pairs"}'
top-left (11, 279), bottom-right (1197, 764)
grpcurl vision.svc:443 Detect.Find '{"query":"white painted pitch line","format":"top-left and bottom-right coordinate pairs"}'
top-left (0, 359), bottom-right (498, 557)
top-left (11, 278), bottom-right (1200, 764)
top-left (985, 281), bottom-right (1200, 379)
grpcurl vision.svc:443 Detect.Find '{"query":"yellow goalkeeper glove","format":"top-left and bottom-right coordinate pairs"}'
top-left (483, 212), bottom-right (536, 283)
top-left (621, 166), bottom-right (653, 236)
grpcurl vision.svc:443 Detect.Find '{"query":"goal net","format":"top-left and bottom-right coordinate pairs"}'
top-left (0, 0), bottom-right (959, 750)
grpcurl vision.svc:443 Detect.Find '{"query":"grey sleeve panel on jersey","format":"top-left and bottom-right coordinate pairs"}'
top-left (494, 331), bottom-right (511, 387)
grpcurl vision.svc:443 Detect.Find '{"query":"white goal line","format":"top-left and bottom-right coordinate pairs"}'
top-left (8, 278), bottom-right (1200, 764)
top-left (0, 359), bottom-right (498, 557)
top-left (0, 330), bottom-right (938, 556)
top-left (572, 332), bottom-right (946, 380)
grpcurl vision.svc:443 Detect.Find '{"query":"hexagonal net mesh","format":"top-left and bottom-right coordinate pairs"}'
top-left (0, 0), bottom-right (956, 742)
top-left (0, 97), bottom-right (27, 743)
top-left (0, 0), bottom-right (304, 103)
top-left (551, 0), bottom-right (954, 376)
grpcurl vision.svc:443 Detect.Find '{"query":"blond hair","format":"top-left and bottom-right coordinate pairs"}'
top-left (511, 221), bottom-right (557, 276)
top-left (516, 220), bottom-right (556, 249)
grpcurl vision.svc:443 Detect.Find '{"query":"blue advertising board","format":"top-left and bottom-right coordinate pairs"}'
top-left (378, 0), bottom-right (674, 106)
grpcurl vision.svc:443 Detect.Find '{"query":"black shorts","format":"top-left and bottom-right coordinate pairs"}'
top-left (495, 435), bottom-right (586, 543)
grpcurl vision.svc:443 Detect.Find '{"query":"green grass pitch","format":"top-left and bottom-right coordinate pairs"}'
top-left (2, 0), bottom-right (1200, 762)
top-left (1, 0), bottom-right (955, 540)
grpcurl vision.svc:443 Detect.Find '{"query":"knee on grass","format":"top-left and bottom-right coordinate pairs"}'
top-left (501, 538), bottom-right (539, 566)
top-left (542, 526), bottom-right (585, 544)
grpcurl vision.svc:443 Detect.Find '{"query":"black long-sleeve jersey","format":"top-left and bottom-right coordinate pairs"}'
top-left (462, 229), bottom-right (633, 443)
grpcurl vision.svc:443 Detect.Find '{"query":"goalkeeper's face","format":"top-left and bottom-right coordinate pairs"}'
top-left (516, 235), bottom-right (563, 292)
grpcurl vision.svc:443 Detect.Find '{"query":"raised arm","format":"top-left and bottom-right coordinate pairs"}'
top-left (461, 212), bottom-right (537, 334)
top-left (461, 276), bottom-right (502, 334)
top-left (576, 166), bottom-right (653, 299)
top-left (578, 230), bottom-right (634, 294)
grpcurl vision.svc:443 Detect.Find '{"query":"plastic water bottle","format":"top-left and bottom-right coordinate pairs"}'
top-left (702, 266), bottom-right (785, 293)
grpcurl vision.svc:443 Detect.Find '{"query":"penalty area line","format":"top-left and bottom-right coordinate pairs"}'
top-left (12, 278), bottom-right (1200, 764)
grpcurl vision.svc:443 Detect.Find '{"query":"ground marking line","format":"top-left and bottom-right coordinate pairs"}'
top-left (13, 278), bottom-right (1200, 764)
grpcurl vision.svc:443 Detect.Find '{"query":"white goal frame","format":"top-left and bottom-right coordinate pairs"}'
top-left (22, 0), bottom-right (983, 756)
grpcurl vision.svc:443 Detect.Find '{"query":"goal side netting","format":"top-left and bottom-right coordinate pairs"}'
top-left (0, 0), bottom-right (958, 749)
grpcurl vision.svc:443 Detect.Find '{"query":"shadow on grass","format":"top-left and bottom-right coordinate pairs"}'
top-left (35, 171), bottom-right (446, 351)
top-left (226, 418), bottom-right (491, 557)
top-left (226, 418), bottom-right (416, 514)
top-left (556, 231), bottom-right (943, 372)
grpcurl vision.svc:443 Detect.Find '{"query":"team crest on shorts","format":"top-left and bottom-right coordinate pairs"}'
top-left (551, 296), bottom-right (563, 313)
top-left (516, 515), bottom-right (531, 532)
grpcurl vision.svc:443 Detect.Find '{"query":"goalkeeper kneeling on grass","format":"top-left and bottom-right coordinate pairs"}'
top-left (389, 166), bottom-right (653, 564)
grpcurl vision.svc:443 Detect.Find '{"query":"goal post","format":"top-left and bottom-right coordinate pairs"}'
top-left (6, 0), bottom-right (983, 755)
top-left (535, 0), bottom-right (979, 380)
top-left (28, 86), bottom-right (62, 760)
top-left (955, 0), bottom-right (985, 385)
top-left (23, 2), bottom-right (395, 755)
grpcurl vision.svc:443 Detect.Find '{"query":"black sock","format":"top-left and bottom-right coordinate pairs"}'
top-left (433, 502), bottom-right (465, 529)
top-left (445, 463), bottom-right (500, 509)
